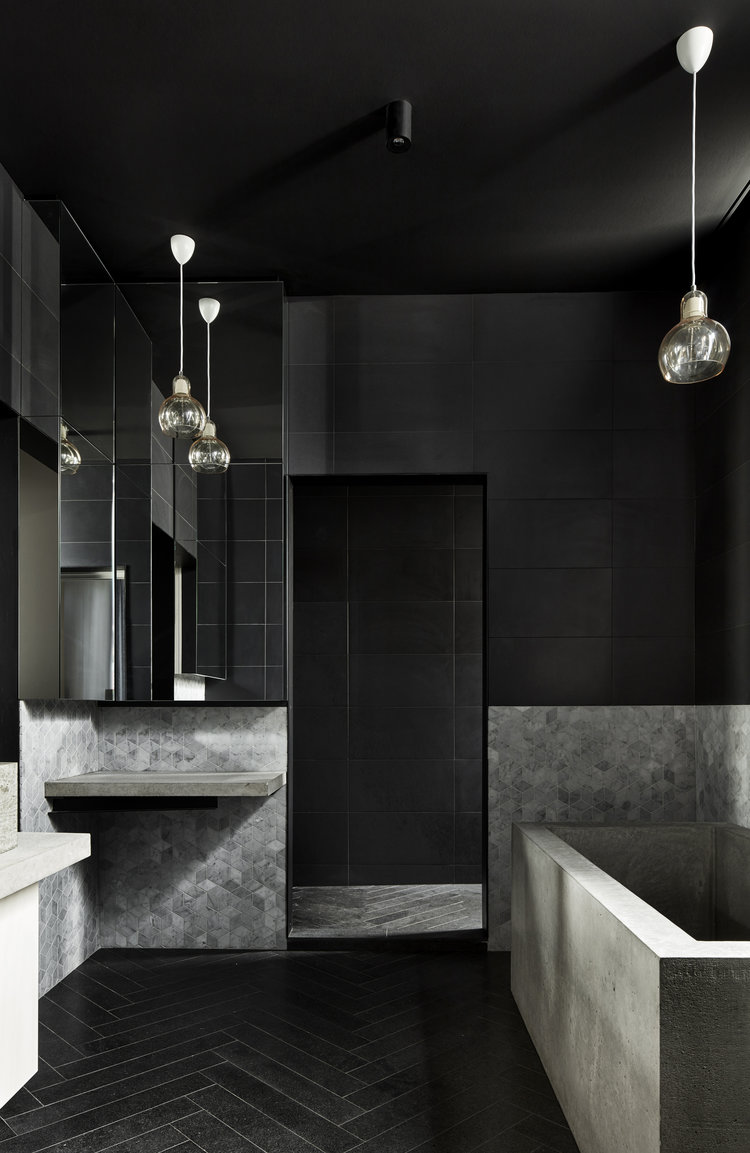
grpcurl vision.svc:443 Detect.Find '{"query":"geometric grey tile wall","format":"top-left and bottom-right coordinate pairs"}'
top-left (98, 704), bottom-right (286, 774)
top-left (97, 790), bottom-right (286, 949)
top-left (96, 703), bottom-right (287, 950)
top-left (488, 704), bottom-right (697, 950)
top-left (695, 704), bottom-right (750, 825)
top-left (18, 700), bottom-right (100, 995)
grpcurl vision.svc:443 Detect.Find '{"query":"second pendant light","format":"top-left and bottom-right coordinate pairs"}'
top-left (189, 297), bottom-right (231, 475)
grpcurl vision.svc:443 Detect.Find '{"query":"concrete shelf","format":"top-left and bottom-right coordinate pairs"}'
top-left (0, 832), bottom-right (91, 900)
top-left (45, 770), bottom-right (286, 801)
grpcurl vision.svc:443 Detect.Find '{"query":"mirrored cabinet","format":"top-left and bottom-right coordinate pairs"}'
top-left (16, 201), bottom-right (285, 703)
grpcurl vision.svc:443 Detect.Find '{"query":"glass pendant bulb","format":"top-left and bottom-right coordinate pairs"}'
top-left (158, 372), bottom-right (206, 438)
top-left (659, 27), bottom-right (730, 384)
top-left (658, 287), bottom-right (731, 384)
top-left (188, 419), bottom-right (231, 474)
top-left (60, 423), bottom-right (81, 475)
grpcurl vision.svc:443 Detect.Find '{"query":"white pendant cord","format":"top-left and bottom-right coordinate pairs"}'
top-left (206, 321), bottom-right (212, 420)
top-left (179, 262), bottom-right (185, 374)
top-left (691, 69), bottom-right (697, 290)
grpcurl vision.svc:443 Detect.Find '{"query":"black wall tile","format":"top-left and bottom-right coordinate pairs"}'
top-left (348, 491), bottom-right (453, 549)
top-left (474, 360), bottom-right (612, 430)
top-left (456, 549), bottom-right (482, 600)
top-left (456, 654), bottom-right (483, 705)
top-left (476, 430), bottom-right (612, 499)
top-left (349, 548), bottom-right (453, 602)
top-left (294, 547), bottom-right (347, 601)
top-left (294, 652), bottom-right (347, 706)
top-left (612, 637), bottom-right (694, 704)
top-left (614, 431), bottom-right (694, 499)
top-left (0, 166), bottom-right (23, 270)
top-left (293, 761), bottom-right (348, 812)
top-left (288, 364), bottom-right (335, 434)
top-left (612, 291), bottom-right (675, 361)
top-left (613, 568), bottom-right (694, 636)
top-left (349, 813), bottom-right (455, 867)
top-left (488, 638), bottom-right (612, 704)
top-left (695, 627), bottom-right (750, 703)
top-left (614, 499), bottom-right (695, 567)
top-left (349, 601), bottom-right (453, 654)
top-left (293, 490), bottom-right (347, 549)
top-left (455, 707), bottom-right (483, 758)
top-left (348, 707), bottom-right (454, 759)
top-left (474, 293), bottom-right (614, 363)
top-left (293, 707), bottom-right (348, 759)
top-left (231, 541), bottom-right (265, 583)
top-left (288, 433), bottom-right (335, 475)
top-left (614, 361), bottom-right (694, 430)
top-left (455, 760), bottom-right (483, 811)
top-left (488, 568), bottom-right (611, 637)
top-left (455, 602), bottom-right (483, 653)
top-left (349, 761), bottom-right (454, 813)
top-left (227, 464), bottom-right (266, 499)
top-left (228, 624), bottom-right (265, 667)
top-left (488, 499), bottom-right (611, 568)
top-left (230, 500), bottom-right (266, 541)
top-left (335, 295), bottom-right (472, 364)
top-left (349, 654), bottom-right (453, 707)
top-left (229, 583), bottom-right (265, 626)
top-left (293, 602), bottom-right (348, 653)
top-left (455, 814), bottom-right (482, 866)
top-left (294, 812), bottom-right (348, 865)
top-left (348, 864), bottom-right (454, 885)
top-left (334, 430), bottom-right (473, 474)
top-left (287, 298), bottom-right (335, 365)
top-left (335, 363), bottom-right (472, 432)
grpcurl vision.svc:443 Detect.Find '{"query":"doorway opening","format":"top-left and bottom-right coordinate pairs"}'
top-left (289, 476), bottom-right (486, 941)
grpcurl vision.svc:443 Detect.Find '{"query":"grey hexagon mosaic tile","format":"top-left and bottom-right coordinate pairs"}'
top-left (97, 790), bottom-right (287, 949)
top-left (19, 700), bottom-right (100, 995)
top-left (696, 705), bottom-right (750, 825)
top-left (488, 705), bottom-right (697, 949)
top-left (97, 704), bottom-right (287, 773)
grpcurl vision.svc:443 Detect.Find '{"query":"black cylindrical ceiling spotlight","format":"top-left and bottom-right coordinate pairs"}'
top-left (385, 100), bottom-right (412, 152)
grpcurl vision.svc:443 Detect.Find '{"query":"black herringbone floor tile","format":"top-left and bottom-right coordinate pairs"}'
top-left (2, 950), bottom-right (581, 1153)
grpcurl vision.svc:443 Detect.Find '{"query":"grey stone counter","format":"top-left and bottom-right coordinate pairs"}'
top-left (45, 770), bottom-right (286, 798)
top-left (0, 833), bottom-right (91, 900)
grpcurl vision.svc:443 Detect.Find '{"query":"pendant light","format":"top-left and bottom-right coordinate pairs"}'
top-left (158, 235), bottom-right (207, 437)
top-left (658, 27), bottom-right (730, 384)
top-left (189, 297), bottom-right (231, 474)
top-left (60, 423), bottom-right (81, 475)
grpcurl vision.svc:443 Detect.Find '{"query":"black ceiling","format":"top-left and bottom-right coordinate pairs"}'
top-left (2, 1), bottom-right (749, 295)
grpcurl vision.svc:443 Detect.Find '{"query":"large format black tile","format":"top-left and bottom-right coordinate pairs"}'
top-left (288, 364), bottom-right (335, 434)
top-left (488, 638), bottom-right (612, 705)
top-left (349, 549), bottom-right (453, 602)
top-left (474, 292), bottom-right (614, 364)
top-left (349, 654), bottom-right (453, 707)
top-left (612, 637), bottom-right (694, 704)
top-left (293, 490), bottom-right (348, 550)
top-left (488, 569), bottom-right (611, 637)
top-left (349, 813), bottom-right (455, 868)
top-left (293, 760), bottom-right (348, 813)
top-left (488, 500), bottom-right (612, 568)
top-left (348, 707), bottom-right (454, 760)
top-left (614, 430), bottom-right (694, 499)
top-left (293, 707), bottom-right (348, 759)
top-left (334, 431), bottom-right (473, 475)
top-left (474, 360), bottom-right (612, 430)
top-left (335, 364), bottom-right (472, 433)
top-left (613, 568), bottom-right (694, 637)
top-left (294, 652), bottom-right (348, 706)
top-left (348, 761), bottom-right (454, 813)
top-left (293, 812), bottom-right (348, 866)
top-left (294, 547), bottom-right (347, 602)
top-left (476, 430), bottom-right (612, 499)
top-left (614, 360), bottom-right (694, 430)
top-left (614, 499), bottom-right (694, 567)
top-left (287, 297), bottom-right (335, 365)
top-left (350, 601), bottom-right (453, 654)
top-left (348, 491), bottom-right (453, 549)
top-left (335, 295), bottom-right (473, 365)
top-left (293, 602), bottom-right (348, 653)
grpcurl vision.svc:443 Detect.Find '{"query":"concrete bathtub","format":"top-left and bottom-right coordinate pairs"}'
top-left (512, 822), bottom-right (750, 1153)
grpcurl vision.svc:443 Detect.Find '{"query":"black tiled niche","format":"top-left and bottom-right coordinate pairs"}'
top-left (291, 480), bottom-right (484, 886)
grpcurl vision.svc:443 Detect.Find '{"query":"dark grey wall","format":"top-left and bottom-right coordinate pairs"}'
top-left (695, 207), bottom-right (750, 701)
top-left (292, 480), bottom-right (483, 885)
top-left (287, 293), bottom-right (695, 705)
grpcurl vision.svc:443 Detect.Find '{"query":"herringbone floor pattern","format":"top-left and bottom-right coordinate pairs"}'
top-left (0, 949), bottom-right (581, 1153)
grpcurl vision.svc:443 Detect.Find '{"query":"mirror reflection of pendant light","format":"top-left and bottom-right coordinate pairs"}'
top-left (158, 234), bottom-right (207, 437)
top-left (189, 297), bottom-right (231, 475)
top-left (658, 27), bottom-right (730, 384)
top-left (60, 423), bottom-right (82, 474)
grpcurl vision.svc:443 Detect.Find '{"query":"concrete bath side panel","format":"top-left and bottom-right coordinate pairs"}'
top-left (511, 824), bottom-right (661, 1153)
top-left (661, 955), bottom-right (750, 1153)
top-left (715, 824), bottom-right (750, 940)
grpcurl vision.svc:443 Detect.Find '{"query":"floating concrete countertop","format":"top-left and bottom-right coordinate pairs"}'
top-left (45, 770), bottom-right (286, 798)
top-left (0, 833), bottom-right (91, 900)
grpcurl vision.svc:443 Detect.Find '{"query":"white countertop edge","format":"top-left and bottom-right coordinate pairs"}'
top-left (0, 832), bottom-right (92, 900)
top-left (45, 770), bottom-right (287, 797)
